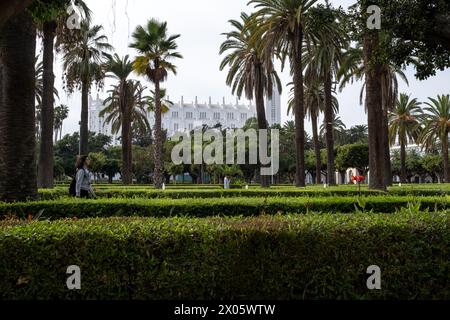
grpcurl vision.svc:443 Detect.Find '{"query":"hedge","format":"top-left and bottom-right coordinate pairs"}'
top-left (0, 196), bottom-right (448, 219)
top-left (38, 188), bottom-right (449, 200)
top-left (0, 212), bottom-right (449, 299)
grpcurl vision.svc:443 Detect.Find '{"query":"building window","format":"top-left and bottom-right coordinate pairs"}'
top-left (271, 107), bottom-right (276, 121)
top-left (227, 113), bottom-right (234, 120)
top-left (200, 112), bottom-right (207, 120)
top-left (186, 112), bottom-right (193, 119)
top-left (188, 123), bottom-right (193, 131)
top-left (174, 123), bottom-right (179, 131)
top-left (241, 113), bottom-right (247, 121)
top-left (172, 111), bottom-right (179, 119)
top-left (214, 112), bottom-right (221, 120)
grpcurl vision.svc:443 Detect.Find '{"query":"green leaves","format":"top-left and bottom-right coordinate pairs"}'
top-left (1, 212), bottom-right (449, 299)
top-left (1, 194), bottom-right (448, 220)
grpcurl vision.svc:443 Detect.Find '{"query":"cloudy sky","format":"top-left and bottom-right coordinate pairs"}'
top-left (46, 0), bottom-right (450, 135)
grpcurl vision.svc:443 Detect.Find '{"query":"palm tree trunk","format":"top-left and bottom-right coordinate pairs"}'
top-left (0, 0), bottom-right (33, 29)
top-left (80, 80), bottom-right (89, 155)
top-left (291, 28), bottom-right (306, 187)
top-left (311, 112), bottom-right (322, 185)
top-left (38, 20), bottom-right (57, 189)
top-left (364, 32), bottom-right (386, 191)
top-left (400, 139), bottom-right (407, 183)
top-left (324, 71), bottom-right (335, 185)
top-left (0, 11), bottom-right (37, 202)
top-left (254, 63), bottom-right (270, 188)
top-left (121, 107), bottom-right (133, 185)
top-left (443, 132), bottom-right (449, 183)
top-left (153, 80), bottom-right (163, 189)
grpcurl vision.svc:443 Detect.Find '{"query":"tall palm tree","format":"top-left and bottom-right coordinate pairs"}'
top-left (420, 95), bottom-right (450, 182)
top-left (101, 54), bottom-right (151, 184)
top-left (35, 0), bottom-right (90, 188)
top-left (388, 94), bottom-right (422, 183)
top-left (250, 0), bottom-right (319, 187)
top-left (35, 56), bottom-right (60, 140)
top-left (304, 79), bottom-right (324, 185)
top-left (130, 19), bottom-right (182, 189)
top-left (61, 22), bottom-right (113, 156)
top-left (219, 12), bottom-right (281, 188)
top-left (54, 104), bottom-right (69, 143)
top-left (303, 3), bottom-right (348, 185)
top-left (0, 11), bottom-right (37, 202)
top-left (289, 76), bottom-right (322, 184)
top-left (339, 40), bottom-right (408, 189)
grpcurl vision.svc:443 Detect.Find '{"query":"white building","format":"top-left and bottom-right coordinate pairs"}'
top-left (89, 91), bottom-right (281, 144)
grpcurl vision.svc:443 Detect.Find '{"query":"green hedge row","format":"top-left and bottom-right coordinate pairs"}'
top-left (38, 188), bottom-right (449, 200)
top-left (1, 212), bottom-right (449, 299)
top-left (1, 196), bottom-right (448, 219)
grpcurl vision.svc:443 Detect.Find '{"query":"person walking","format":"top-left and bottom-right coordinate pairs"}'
top-left (73, 155), bottom-right (96, 198)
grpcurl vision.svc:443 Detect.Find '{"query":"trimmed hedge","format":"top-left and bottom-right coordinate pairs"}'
top-left (38, 187), bottom-right (449, 200)
top-left (0, 213), bottom-right (449, 299)
top-left (0, 196), bottom-right (448, 219)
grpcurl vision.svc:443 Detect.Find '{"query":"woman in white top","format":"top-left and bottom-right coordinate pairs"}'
top-left (75, 155), bottom-right (96, 198)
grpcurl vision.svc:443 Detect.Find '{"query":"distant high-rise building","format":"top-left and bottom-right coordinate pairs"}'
top-left (265, 88), bottom-right (281, 126)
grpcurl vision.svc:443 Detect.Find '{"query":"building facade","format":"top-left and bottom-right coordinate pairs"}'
top-left (89, 92), bottom-right (281, 144)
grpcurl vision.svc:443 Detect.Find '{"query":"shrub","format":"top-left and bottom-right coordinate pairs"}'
top-left (0, 212), bottom-right (449, 300)
top-left (0, 196), bottom-right (448, 219)
top-left (38, 187), bottom-right (450, 201)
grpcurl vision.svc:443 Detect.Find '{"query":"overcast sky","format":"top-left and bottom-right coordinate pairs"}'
top-left (46, 0), bottom-right (450, 136)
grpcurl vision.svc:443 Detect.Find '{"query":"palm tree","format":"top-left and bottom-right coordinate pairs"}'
top-left (0, 0), bottom-right (33, 28)
top-left (0, 11), bottom-right (37, 202)
top-left (304, 79), bottom-right (324, 184)
top-left (35, 56), bottom-right (60, 142)
top-left (288, 73), bottom-right (324, 184)
top-left (35, 0), bottom-right (90, 188)
top-left (347, 125), bottom-right (368, 144)
top-left (130, 19), bottom-right (182, 189)
top-left (101, 54), bottom-right (151, 184)
top-left (61, 22), bottom-right (113, 156)
top-left (35, 57), bottom-right (44, 110)
top-left (54, 104), bottom-right (69, 143)
top-left (388, 94), bottom-right (422, 183)
top-left (147, 88), bottom-right (173, 115)
top-left (219, 12), bottom-right (281, 188)
top-left (320, 113), bottom-right (346, 141)
top-left (339, 39), bottom-right (408, 189)
top-left (420, 95), bottom-right (450, 182)
top-left (250, 0), bottom-right (319, 187)
top-left (303, 3), bottom-right (348, 185)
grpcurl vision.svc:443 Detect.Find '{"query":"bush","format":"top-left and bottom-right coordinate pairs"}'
top-left (0, 212), bottom-right (449, 299)
top-left (0, 196), bottom-right (448, 219)
top-left (38, 187), bottom-right (450, 200)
